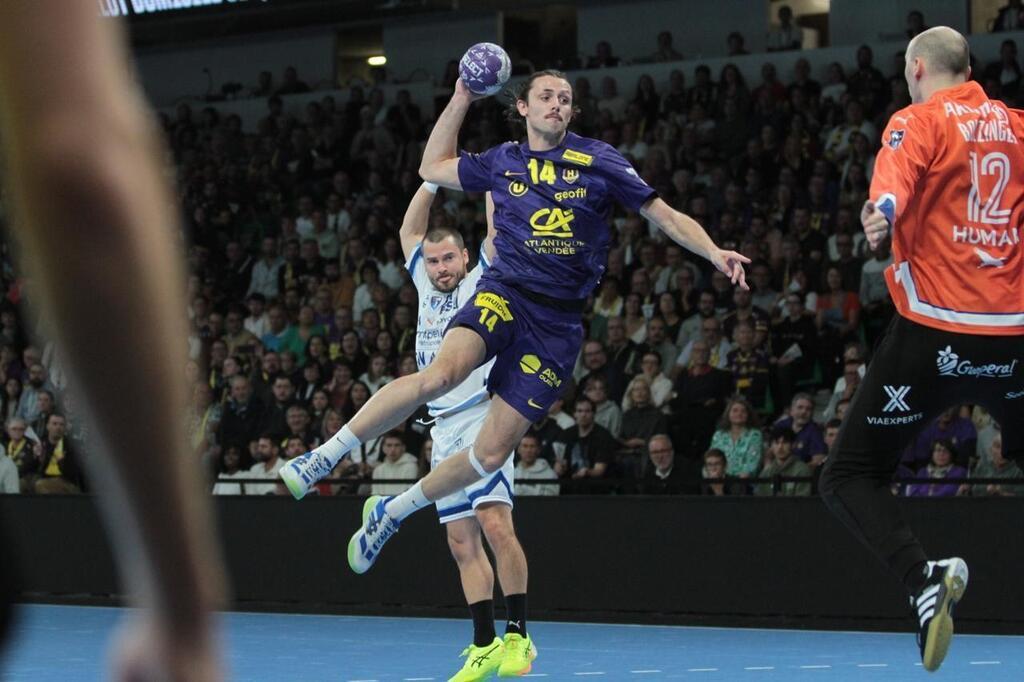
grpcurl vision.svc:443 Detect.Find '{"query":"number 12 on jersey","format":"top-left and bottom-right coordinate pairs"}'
top-left (968, 151), bottom-right (1010, 225)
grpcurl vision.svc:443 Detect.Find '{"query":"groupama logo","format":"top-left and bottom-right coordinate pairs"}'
top-left (936, 346), bottom-right (1017, 379)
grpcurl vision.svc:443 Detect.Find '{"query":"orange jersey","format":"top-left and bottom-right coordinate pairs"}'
top-left (871, 80), bottom-right (1024, 335)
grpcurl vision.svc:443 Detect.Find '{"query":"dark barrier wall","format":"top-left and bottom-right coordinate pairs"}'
top-left (2, 495), bottom-right (1021, 631)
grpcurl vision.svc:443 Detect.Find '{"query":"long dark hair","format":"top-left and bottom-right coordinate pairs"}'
top-left (503, 69), bottom-right (581, 132)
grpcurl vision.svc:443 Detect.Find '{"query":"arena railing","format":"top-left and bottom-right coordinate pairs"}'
top-left (215, 475), bottom-right (1024, 495)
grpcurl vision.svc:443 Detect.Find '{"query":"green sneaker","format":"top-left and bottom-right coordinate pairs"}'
top-left (347, 495), bottom-right (399, 574)
top-left (448, 637), bottom-right (504, 682)
top-left (498, 633), bottom-right (536, 677)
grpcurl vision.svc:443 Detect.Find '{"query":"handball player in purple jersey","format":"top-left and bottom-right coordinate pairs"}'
top-left (281, 70), bottom-right (748, 571)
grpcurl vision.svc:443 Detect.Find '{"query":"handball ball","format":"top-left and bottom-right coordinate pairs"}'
top-left (458, 42), bottom-right (511, 96)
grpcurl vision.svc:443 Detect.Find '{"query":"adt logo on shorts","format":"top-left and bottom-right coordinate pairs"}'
top-left (882, 385), bottom-right (911, 412)
top-left (888, 129), bottom-right (905, 149)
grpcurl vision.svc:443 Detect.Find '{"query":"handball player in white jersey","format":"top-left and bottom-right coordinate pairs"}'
top-left (400, 183), bottom-right (534, 680)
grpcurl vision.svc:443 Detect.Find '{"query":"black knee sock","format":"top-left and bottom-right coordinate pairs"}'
top-left (469, 599), bottom-right (496, 647)
top-left (504, 593), bottom-right (527, 636)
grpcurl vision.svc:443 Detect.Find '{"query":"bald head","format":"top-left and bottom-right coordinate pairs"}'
top-left (907, 27), bottom-right (969, 74)
top-left (905, 27), bottom-right (969, 102)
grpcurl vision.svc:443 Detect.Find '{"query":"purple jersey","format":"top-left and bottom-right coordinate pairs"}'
top-left (458, 132), bottom-right (657, 300)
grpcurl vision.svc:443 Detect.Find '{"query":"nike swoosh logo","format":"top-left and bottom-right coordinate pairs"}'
top-left (527, 399), bottom-right (543, 409)
top-left (504, 170), bottom-right (526, 176)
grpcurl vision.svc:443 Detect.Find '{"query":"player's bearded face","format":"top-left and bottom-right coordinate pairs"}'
top-left (520, 76), bottom-right (573, 136)
top-left (423, 240), bottom-right (469, 292)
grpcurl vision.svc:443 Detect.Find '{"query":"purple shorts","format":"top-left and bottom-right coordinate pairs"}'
top-left (448, 278), bottom-right (583, 422)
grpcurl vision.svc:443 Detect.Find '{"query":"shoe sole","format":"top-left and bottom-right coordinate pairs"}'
top-left (347, 496), bottom-right (381, 575)
top-left (922, 558), bottom-right (969, 672)
top-left (278, 462), bottom-right (307, 500)
top-left (498, 643), bottom-right (537, 677)
top-left (451, 668), bottom-right (500, 682)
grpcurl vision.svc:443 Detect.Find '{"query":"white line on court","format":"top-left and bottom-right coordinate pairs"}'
top-left (687, 668), bottom-right (719, 672)
top-left (799, 665), bottom-right (832, 669)
top-left (856, 663), bottom-right (889, 667)
top-left (744, 666), bottom-right (774, 670)
top-left (630, 670), bottom-right (662, 674)
top-left (28, 605), bottom-right (1021, 644)
top-left (969, 661), bottom-right (1001, 665)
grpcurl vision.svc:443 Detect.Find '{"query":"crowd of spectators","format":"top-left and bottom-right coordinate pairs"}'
top-left (0, 11), bottom-right (1022, 498)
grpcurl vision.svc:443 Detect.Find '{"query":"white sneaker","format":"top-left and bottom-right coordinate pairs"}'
top-left (278, 451), bottom-right (335, 500)
top-left (347, 495), bottom-right (400, 574)
top-left (913, 557), bottom-right (969, 672)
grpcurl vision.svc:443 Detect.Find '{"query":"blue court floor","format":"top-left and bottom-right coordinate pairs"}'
top-left (1, 605), bottom-right (1022, 680)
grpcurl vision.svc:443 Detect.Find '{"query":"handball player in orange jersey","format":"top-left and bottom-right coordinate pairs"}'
top-left (820, 26), bottom-right (1024, 672)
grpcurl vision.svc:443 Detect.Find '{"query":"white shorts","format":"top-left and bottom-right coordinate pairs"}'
top-left (430, 400), bottom-right (515, 524)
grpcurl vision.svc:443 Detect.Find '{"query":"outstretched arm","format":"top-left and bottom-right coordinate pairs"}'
top-left (399, 184), bottom-right (440, 261)
top-left (418, 80), bottom-right (482, 189)
top-left (0, 3), bottom-right (222, 680)
top-left (640, 197), bottom-right (750, 289)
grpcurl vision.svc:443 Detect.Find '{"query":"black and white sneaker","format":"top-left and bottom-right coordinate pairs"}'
top-left (912, 558), bottom-right (969, 672)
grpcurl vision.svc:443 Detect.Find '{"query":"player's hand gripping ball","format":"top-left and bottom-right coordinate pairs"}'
top-left (458, 42), bottom-right (511, 96)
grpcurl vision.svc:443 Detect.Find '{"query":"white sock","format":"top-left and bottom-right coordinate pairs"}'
top-left (313, 424), bottom-right (361, 468)
top-left (384, 481), bottom-right (431, 522)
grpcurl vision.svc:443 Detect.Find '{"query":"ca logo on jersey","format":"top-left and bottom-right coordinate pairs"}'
top-left (508, 180), bottom-right (528, 197)
top-left (529, 207), bottom-right (575, 238)
top-left (562, 168), bottom-right (579, 184)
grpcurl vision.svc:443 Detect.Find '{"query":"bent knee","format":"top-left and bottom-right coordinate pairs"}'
top-left (474, 447), bottom-right (511, 474)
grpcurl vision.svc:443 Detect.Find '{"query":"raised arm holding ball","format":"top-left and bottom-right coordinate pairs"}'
top-left (280, 45), bottom-right (748, 677)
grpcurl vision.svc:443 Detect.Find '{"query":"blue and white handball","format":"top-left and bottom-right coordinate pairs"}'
top-left (458, 42), bottom-right (511, 96)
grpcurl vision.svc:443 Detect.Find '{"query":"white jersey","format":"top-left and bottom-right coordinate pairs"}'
top-left (407, 243), bottom-right (494, 417)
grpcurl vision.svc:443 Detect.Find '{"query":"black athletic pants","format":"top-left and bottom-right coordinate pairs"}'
top-left (820, 315), bottom-right (1024, 590)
